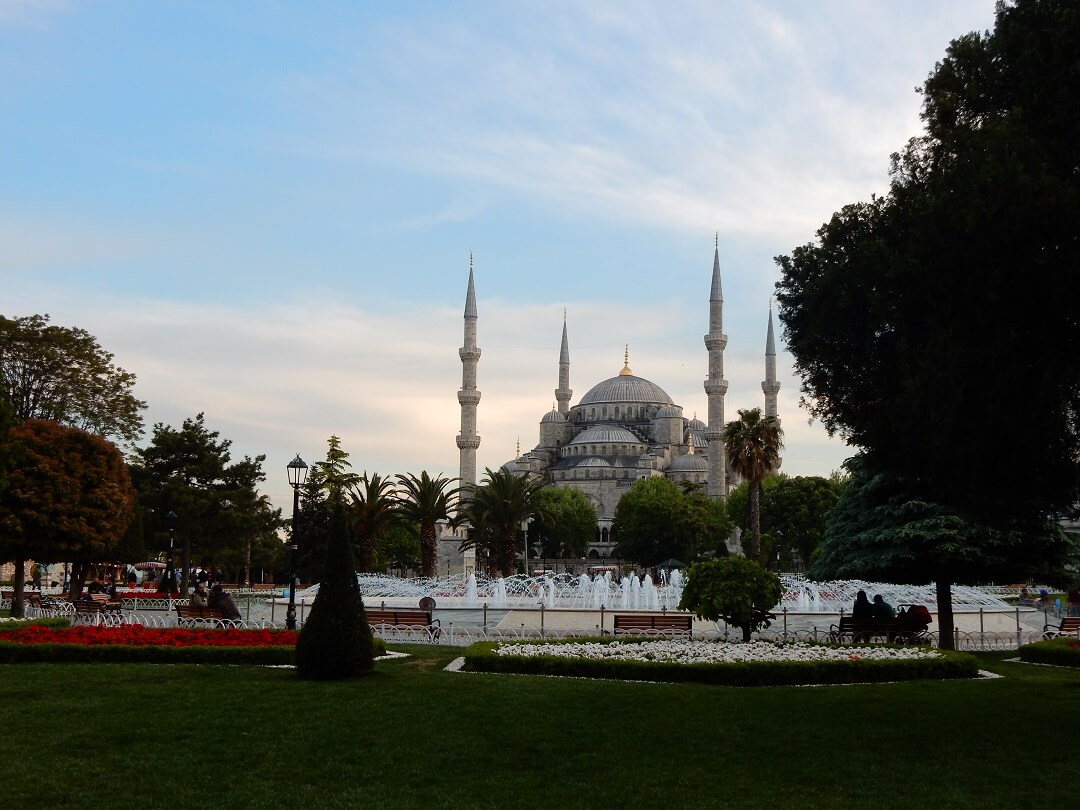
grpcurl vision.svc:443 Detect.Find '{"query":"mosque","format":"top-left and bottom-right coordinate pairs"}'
top-left (441, 239), bottom-right (781, 570)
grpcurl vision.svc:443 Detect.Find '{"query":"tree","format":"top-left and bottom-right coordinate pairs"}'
top-left (775, 1), bottom-right (1080, 643)
top-left (131, 413), bottom-right (275, 595)
top-left (0, 419), bottom-right (135, 612)
top-left (377, 523), bottom-right (421, 576)
top-left (679, 557), bottom-right (782, 642)
top-left (613, 477), bottom-right (729, 566)
top-left (348, 472), bottom-right (398, 573)
top-left (760, 475), bottom-right (843, 570)
top-left (459, 468), bottom-right (551, 577)
top-left (396, 471), bottom-right (462, 578)
top-left (295, 496), bottom-right (373, 680)
top-left (775, 0), bottom-right (1080, 531)
top-left (722, 408), bottom-right (784, 563)
top-left (531, 486), bottom-right (598, 559)
top-left (0, 314), bottom-right (146, 445)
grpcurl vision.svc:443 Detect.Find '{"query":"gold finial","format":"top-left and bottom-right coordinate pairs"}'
top-left (619, 344), bottom-right (633, 376)
top-left (687, 433), bottom-right (696, 454)
top-left (715, 231), bottom-right (718, 249)
top-left (563, 306), bottom-right (566, 322)
top-left (516, 437), bottom-right (520, 457)
top-left (470, 251), bottom-right (473, 271)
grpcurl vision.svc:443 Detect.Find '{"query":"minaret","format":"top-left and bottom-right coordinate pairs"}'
top-left (555, 309), bottom-right (572, 415)
top-left (761, 304), bottom-right (781, 422)
top-left (703, 235), bottom-right (729, 498)
top-left (456, 255), bottom-right (481, 489)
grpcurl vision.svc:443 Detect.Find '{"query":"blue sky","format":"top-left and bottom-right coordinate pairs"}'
top-left (1, 1), bottom-right (997, 513)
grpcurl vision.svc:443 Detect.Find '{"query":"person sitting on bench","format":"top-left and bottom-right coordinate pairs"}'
top-left (208, 584), bottom-right (241, 620)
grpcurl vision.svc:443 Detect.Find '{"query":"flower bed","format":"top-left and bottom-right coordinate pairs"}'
top-left (463, 638), bottom-right (979, 686)
top-left (1019, 637), bottom-right (1080, 668)
top-left (0, 619), bottom-right (384, 665)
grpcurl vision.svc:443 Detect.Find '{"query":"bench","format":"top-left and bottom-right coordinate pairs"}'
top-left (828, 616), bottom-right (930, 644)
top-left (175, 604), bottom-right (234, 625)
top-left (612, 613), bottom-right (693, 637)
top-left (1043, 616), bottom-right (1080, 639)
top-left (365, 608), bottom-right (441, 641)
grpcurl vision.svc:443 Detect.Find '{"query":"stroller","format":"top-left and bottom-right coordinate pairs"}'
top-left (893, 604), bottom-right (933, 645)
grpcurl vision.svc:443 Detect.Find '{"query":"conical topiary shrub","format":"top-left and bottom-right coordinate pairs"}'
top-left (295, 496), bottom-right (374, 679)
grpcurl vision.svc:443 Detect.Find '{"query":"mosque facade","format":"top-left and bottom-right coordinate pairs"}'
top-left (444, 241), bottom-right (780, 568)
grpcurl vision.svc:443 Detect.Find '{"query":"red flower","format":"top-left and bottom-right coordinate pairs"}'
top-left (1, 625), bottom-right (299, 648)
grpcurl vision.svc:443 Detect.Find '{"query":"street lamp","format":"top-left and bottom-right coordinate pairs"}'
top-left (165, 511), bottom-right (177, 598)
top-left (286, 454), bottom-right (309, 631)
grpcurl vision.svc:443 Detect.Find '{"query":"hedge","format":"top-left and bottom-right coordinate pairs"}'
top-left (1018, 637), bottom-right (1080, 668)
top-left (462, 639), bottom-right (980, 686)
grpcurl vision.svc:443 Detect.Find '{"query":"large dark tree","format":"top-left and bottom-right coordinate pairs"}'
top-left (0, 420), bottom-right (135, 613)
top-left (776, 0), bottom-right (1080, 528)
top-left (348, 472), bottom-right (398, 573)
top-left (0, 314), bottom-right (146, 446)
top-left (776, 0), bottom-right (1080, 646)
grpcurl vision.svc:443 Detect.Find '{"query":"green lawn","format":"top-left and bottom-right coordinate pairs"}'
top-left (1, 647), bottom-right (1076, 809)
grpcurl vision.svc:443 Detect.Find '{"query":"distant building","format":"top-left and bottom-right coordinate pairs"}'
top-left (441, 239), bottom-right (781, 572)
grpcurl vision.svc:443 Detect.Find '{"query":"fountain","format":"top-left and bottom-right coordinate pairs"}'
top-left (292, 571), bottom-right (1016, 614)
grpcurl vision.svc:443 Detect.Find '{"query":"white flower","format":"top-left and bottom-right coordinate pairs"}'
top-left (494, 640), bottom-right (941, 664)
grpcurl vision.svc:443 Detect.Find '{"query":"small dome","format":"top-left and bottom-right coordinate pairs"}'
top-left (687, 417), bottom-right (706, 431)
top-left (655, 405), bottom-right (682, 419)
top-left (670, 453), bottom-right (708, 472)
top-left (569, 425), bottom-right (641, 445)
top-left (541, 409), bottom-right (567, 424)
top-left (577, 457), bottom-right (612, 468)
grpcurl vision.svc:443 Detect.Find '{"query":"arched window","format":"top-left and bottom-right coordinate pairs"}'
top-left (614, 406), bottom-right (620, 419)
top-left (602, 407), bottom-right (608, 418)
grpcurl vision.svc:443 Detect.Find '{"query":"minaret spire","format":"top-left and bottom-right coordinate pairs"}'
top-left (704, 236), bottom-right (729, 498)
top-left (456, 256), bottom-right (481, 489)
top-left (555, 308), bottom-right (572, 415)
top-left (761, 302), bottom-right (781, 422)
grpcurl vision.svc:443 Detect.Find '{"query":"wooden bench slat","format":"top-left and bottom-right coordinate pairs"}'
top-left (612, 613), bottom-right (693, 636)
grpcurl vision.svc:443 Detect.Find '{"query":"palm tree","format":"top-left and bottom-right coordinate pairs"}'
top-left (460, 468), bottom-right (553, 577)
top-left (396, 471), bottom-right (463, 578)
top-left (347, 472), bottom-right (398, 573)
top-left (723, 408), bottom-right (784, 563)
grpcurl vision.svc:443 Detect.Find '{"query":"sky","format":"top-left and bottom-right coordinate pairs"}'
top-left (1, 0), bottom-right (999, 515)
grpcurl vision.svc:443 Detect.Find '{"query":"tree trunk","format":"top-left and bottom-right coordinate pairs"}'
top-left (936, 578), bottom-right (955, 650)
top-left (749, 479), bottom-right (762, 563)
top-left (420, 525), bottom-right (436, 578)
top-left (500, 528), bottom-right (517, 578)
top-left (243, 536), bottom-right (252, 587)
top-left (68, 561), bottom-right (88, 600)
top-left (11, 555), bottom-right (25, 619)
top-left (741, 624), bottom-right (752, 642)
top-left (357, 535), bottom-right (373, 573)
top-left (180, 536), bottom-right (191, 597)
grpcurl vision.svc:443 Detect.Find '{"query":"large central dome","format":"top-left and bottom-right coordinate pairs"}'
top-left (578, 374), bottom-right (673, 406)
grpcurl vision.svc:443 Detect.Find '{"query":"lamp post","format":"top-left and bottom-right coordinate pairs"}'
top-left (286, 454), bottom-right (308, 631)
top-left (165, 511), bottom-right (177, 598)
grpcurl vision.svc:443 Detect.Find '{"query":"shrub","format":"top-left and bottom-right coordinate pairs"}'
top-left (295, 497), bottom-right (374, 680)
top-left (1018, 637), bottom-right (1080, 668)
top-left (462, 639), bottom-right (979, 686)
top-left (679, 558), bottom-right (782, 641)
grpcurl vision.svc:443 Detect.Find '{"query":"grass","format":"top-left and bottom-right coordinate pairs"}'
top-left (0, 646), bottom-right (1076, 809)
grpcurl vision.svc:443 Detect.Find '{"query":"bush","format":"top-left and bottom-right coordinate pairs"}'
top-left (1018, 637), bottom-right (1080, 668)
top-left (462, 639), bottom-right (979, 686)
top-left (679, 558), bottom-right (782, 642)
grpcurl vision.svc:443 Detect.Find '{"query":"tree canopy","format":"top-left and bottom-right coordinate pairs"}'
top-left (459, 468), bottom-right (552, 577)
top-left (613, 477), bottom-right (730, 566)
top-left (722, 408), bottom-right (783, 563)
top-left (131, 413), bottom-right (278, 589)
top-left (775, 0), bottom-right (1080, 532)
top-left (530, 486), bottom-right (598, 559)
top-left (0, 314), bottom-right (146, 446)
top-left (0, 419), bottom-right (135, 607)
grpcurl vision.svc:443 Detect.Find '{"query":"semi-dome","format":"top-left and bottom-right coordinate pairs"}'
top-left (669, 452), bottom-right (708, 472)
top-left (655, 405), bottom-right (682, 418)
top-left (577, 457), bottom-right (612, 468)
top-left (578, 374), bottom-right (673, 407)
top-left (569, 425), bottom-right (641, 445)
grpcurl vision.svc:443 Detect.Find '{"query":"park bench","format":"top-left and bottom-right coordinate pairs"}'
top-left (612, 612), bottom-right (693, 637)
top-left (175, 604), bottom-right (234, 626)
top-left (364, 608), bottom-right (441, 641)
top-left (1043, 616), bottom-right (1080, 639)
top-left (828, 616), bottom-right (931, 644)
